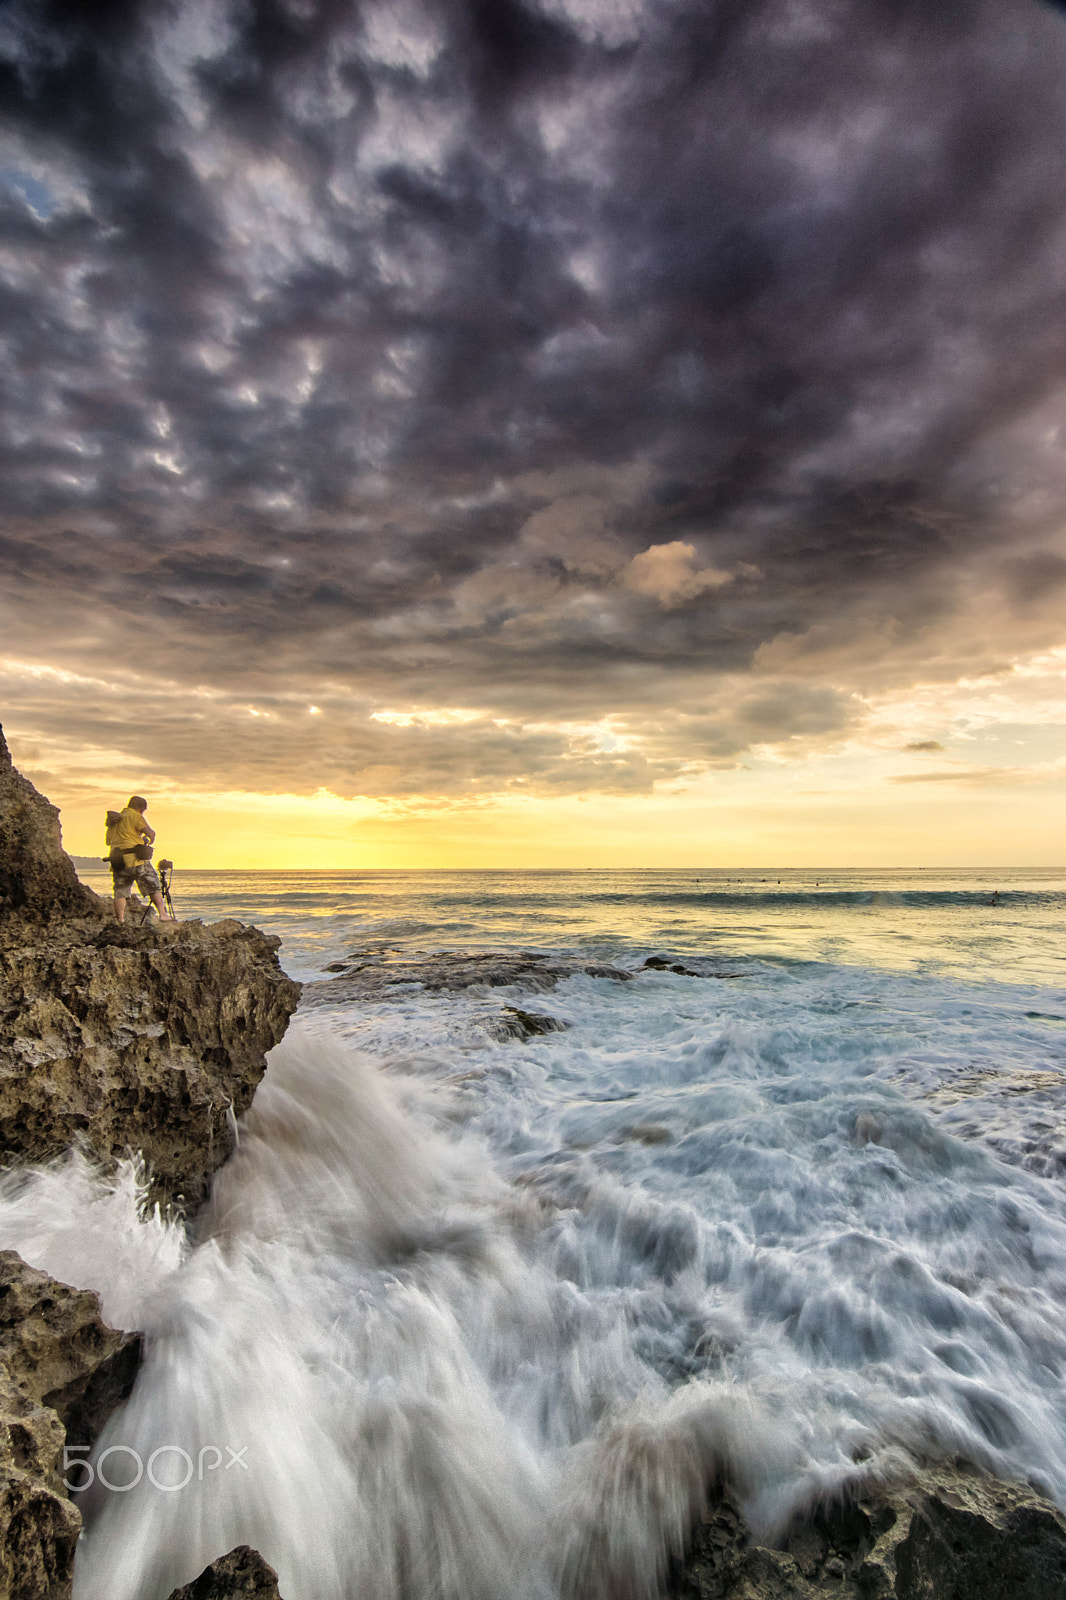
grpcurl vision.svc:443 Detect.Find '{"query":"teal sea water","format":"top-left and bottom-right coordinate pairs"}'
top-left (5, 865), bottom-right (1066, 1598)
top-left (74, 863), bottom-right (1066, 984)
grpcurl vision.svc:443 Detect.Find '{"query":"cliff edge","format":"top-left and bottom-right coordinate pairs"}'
top-left (0, 730), bottom-right (301, 1599)
top-left (0, 728), bottom-right (301, 1210)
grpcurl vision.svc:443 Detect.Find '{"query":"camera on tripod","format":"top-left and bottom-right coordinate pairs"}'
top-left (140, 859), bottom-right (176, 923)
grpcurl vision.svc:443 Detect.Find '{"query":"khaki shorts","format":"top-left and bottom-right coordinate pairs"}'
top-left (111, 860), bottom-right (162, 898)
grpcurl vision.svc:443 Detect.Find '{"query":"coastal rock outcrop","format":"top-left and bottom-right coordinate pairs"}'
top-left (0, 724), bottom-right (301, 1210)
top-left (304, 947), bottom-right (627, 1044)
top-left (0, 729), bottom-right (301, 1593)
top-left (0, 729), bottom-right (101, 926)
top-left (489, 1004), bottom-right (570, 1041)
top-left (310, 946), bottom-right (635, 1000)
top-left (670, 1464), bottom-right (1066, 1598)
top-left (0, 917), bottom-right (301, 1212)
top-left (139, 1469), bottom-right (1066, 1600)
top-left (165, 1546), bottom-right (283, 1599)
top-left (0, 1251), bottom-right (136, 1600)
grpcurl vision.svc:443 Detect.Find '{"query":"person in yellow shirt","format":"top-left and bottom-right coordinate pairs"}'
top-left (105, 796), bottom-right (171, 924)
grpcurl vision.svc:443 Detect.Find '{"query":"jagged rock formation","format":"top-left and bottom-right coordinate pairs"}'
top-left (0, 1251), bottom-right (137, 1600)
top-left (166, 1546), bottom-right (284, 1600)
top-left (0, 724), bottom-right (301, 1210)
top-left (670, 1465), bottom-right (1066, 1598)
top-left (0, 1251), bottom-right (139, 1451)
top-left (165, 1547), bottom-right (283, 1600)
top-left (142, 1468), bottom-right (1066, 1600)
top-left (490, 1004), bottom-right (570, 1041)
top-left (308, 948), bottom-right (748, 1016)
top-left (0, 916), bottom-right (301, 1211)
top-left (304, 947), bottom-right (627, 1043)
top-left (0, 729), bottom-right (101, 925)
top-left (0, 731), bottom-right (301, 1592)
top-left (305, 947), bottom-right (751, 1043)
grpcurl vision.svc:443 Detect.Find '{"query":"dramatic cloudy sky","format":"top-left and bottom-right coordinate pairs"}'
top-left (2, 0), bottom-right (1066, 865)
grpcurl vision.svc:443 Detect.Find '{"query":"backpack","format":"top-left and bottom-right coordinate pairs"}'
top-left (103, 809), bottom-right (153, 865)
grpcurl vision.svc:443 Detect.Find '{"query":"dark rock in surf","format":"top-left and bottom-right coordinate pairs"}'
top-left (642, 956), bottom-right (747, 978)
top-left (165, 1545), bottom-right (283, 1598)
top-left (490, 1006), bottom-right (570, 1041)
top-left (618, 1123), bottom-right (673, 1145)
top-left (669, 1463), bottom-right (1066, 1598)
top-left (0, 1250), bottom-right (137, 1600)
top-left (640, 947), bottom-right (697, 972)
top-left (304, 948), bottom-right (634, 1004)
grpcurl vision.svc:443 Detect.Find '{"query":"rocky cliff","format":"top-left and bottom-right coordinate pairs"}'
top-left (0, 727), bottom-right (301, 1210)
top-left (0, 731), bottom-right (100, 927)
top-left (0, 916), bottom-right (301, 1213)
top-left (0, 1251), bottom-right (138, 1600)
top-left (0, 729), bottom-right (301, 1597)
top-left (670, 1465), bottom-right (1066, 1598)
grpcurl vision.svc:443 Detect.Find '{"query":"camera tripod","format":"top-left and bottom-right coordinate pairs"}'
top-left (139, 859), bottom-right (176, 923)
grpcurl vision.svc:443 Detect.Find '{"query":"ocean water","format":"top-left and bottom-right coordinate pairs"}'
top-left (3, 867), bottom-right (1066, 1598)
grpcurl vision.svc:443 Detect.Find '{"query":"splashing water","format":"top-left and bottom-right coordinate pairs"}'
top-left (7, 865), bottom-right (1066, 1595)
top-left (0, 1027), bottom-right (811, 1599)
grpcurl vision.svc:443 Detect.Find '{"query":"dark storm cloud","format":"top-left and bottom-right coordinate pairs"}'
top-left (4, 0), bottom-right (1066, 795)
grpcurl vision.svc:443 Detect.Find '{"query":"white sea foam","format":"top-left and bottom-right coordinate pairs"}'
top-left (0, 1150), bottom-right (185, 1329)
top-left (1, 1027), bottom-right (815, 1599)
top-left (5, 869), bottom-right (1066, 1595)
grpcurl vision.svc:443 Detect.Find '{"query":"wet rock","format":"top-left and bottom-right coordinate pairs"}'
top-left (0, 1250), bottom-right (137, 1600)
top-left (669, 1464), bottom-right (1066, 1598)
top-left (633, 953), bottom-right (742, 979)
top-left (0, 1251), bottom-right (137, 1441)
top-left (0, 728), bottom-right (101, 926)
top-left (304, 948), bottom-right (634, 1004)
top-left (643, 956), bottom-right (709, 977)
top-left (0, 1456), bottom-right (79, 1600)
top-left (645, 955), bottom-right (693, 974)
top-left (619, 1122), bottom-right (674, 1145)
top-left (165, 1546), bottom-right (283, 1599)
top-left (489, 1006), bottom-right (570, 1041)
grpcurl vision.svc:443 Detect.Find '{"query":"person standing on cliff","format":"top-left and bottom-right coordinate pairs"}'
top-left (105, 796), bottom-right (171, 924)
